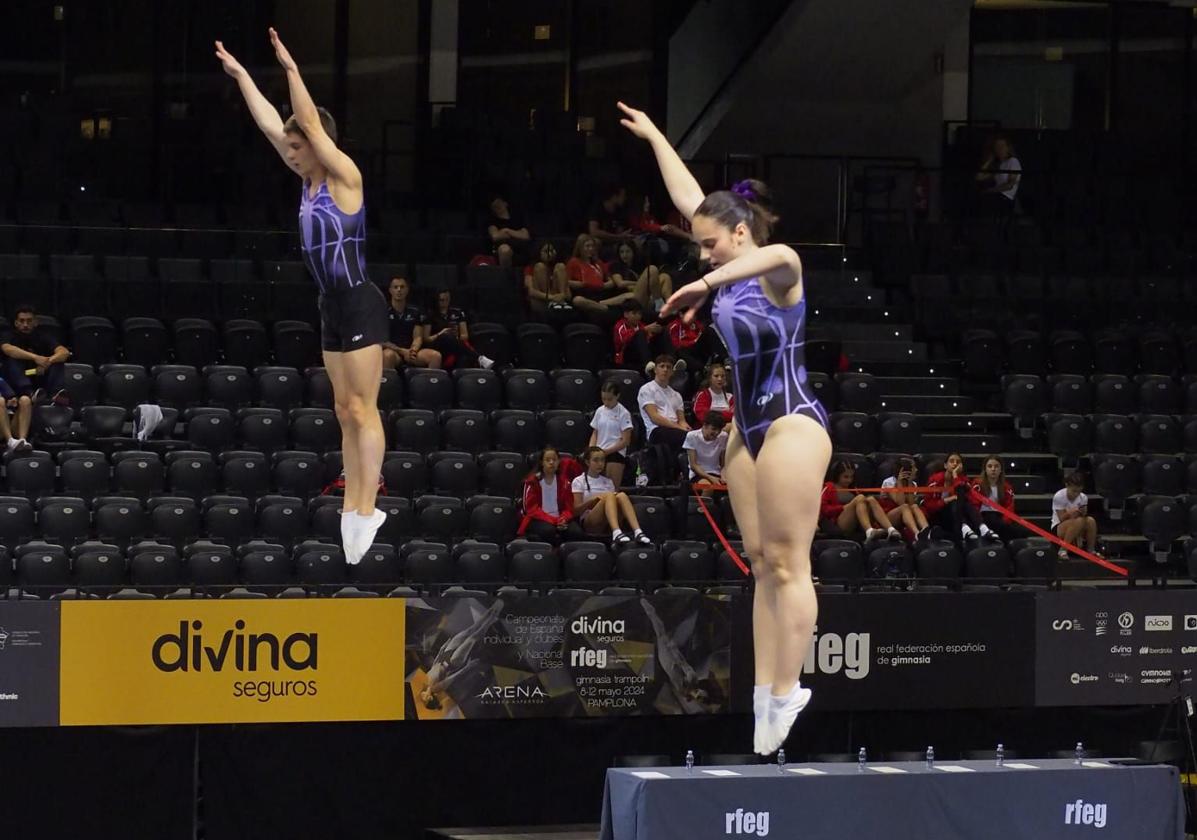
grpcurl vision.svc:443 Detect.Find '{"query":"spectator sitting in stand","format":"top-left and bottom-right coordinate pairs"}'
top-left (485, 193), bottom-right (531, 268)
top-left (925, 452), bottom-right (1000, 546)
top-left (637, 354), bottom-right (690, 469)
top-left (524, 240), bottom-right (573, 322)
top-left (518, 446), bottom-right (583, 544)
top-left (666, 309), bottom-right (722, 378)
top-left (628, 192), bottom-right (690, 266)
top-left (819, 460), bottom-right (901, 542)
top-left (588, 380), bottom-right (635, 487)
top-left (381, 276), bottom-right (442, 370)
top-left (423, 288), bottom-right (495, 370)
top-left (1, 305), bottom-right (69, 446)
top-left (692, 361), bottom-right (735, 426)
top-left (0, 373), bottom-right (31, 453)
top-left (608, 240), bottom-right (672, 318)
top-left (613, 299), bottom-right (675, 376)
top-left (1051, 470), bottom-right (1098, 562)
top-left (572, 446), bottom-right (654, 548)
top-left (970, 455), bottom-right (1017, 542)
top-left (684, 412), bottom-right (728, 493)
top-left (974, 135), bottom-right (1021, 219)
top-left (879, 456), bottom-right (932, 541)
top-left (566, 234), bottom-right (639, 315)
top-left (587, 184), bottom-right (631, 255)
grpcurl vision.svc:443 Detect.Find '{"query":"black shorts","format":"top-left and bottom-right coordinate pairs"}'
top-left (319, 282), bottom-right (389, 353)
top-left (605, 452), bottom-right (627, 465)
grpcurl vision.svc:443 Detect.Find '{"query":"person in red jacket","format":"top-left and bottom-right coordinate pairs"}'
top-left (692, 362), bottom-right (736, 425)
top-left (970, 455), bottom-right (1017, 541)
top-left (518, 447), bottom-right (583, 543)
top-left (666, 312), bottom-right (721, 377)
top-left (612, 299), bottom-right (672, 373)
top-left (818, 461), bottom-right (899, 541)
top-left (925, 452), bottom-right (1000, 545)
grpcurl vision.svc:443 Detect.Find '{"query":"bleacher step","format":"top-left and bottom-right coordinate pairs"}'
top-left (920, 432), bottom-right (1006, 453)
top-left (879, 394), bottom-right (974, 414)
top-left (917, 413), bottom-right (1012, 433)
top-left (844, 340), bottom-right (927, 362)
top-left (876, 377), bottom-right (959, 397)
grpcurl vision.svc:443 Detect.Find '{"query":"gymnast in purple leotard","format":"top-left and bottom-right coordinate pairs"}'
top-left (710, 268), bottom-right (829, 458)
top-left (217, 29), bottom-right (388, 566)
top-left (620, 101), bottom-right (832, 759)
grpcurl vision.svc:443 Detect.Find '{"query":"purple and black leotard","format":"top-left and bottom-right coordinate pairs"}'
top-left (710, 277), bottom-right (829, 457)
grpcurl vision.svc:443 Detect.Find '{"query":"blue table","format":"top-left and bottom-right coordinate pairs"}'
top-left (600, 758), bottom-right (1184, 840)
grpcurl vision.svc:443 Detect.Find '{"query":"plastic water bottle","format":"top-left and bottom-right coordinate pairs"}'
top-left (857, 747), bottom-right (867, 772)
top-left (777, 748), bottom-right (786, 772)
top-left (995, 743), bottom-right (1004, 768)
top-left (925, 746), bottom-right (935, 769)
top-left (635, 463), bottom-right (649, 488)
top-left (1074, 742), bottom-right (1084, 765)
top-left (685, 749), bottom-right (695, 773)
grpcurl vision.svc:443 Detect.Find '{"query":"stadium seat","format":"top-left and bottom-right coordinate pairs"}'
top-left (453, 368), bottom-right (502, 412)
top-left (94, 496), bottom-right (148, 548)
top-left (121, 317), bottom-right (170, 367)
top-left (185, 407), bottom-right (236, 451)
top-left (878, 412), bottom-right (920, 453)
top-left (405, 547), bottom-right (455, 585)
top-left (1092, 414), bottom-right (1136, 455)
top-left (296, 546), bottom-right (348, 587)
top-left (38, 496), bottom-right (91, 546)
top-left (961, 329), bottom-right (1003, 382)
top-left (223, 319), bottom-right (271, 369)
top-left (380, 452), bottom-right (428, 499)
top-left (479, 451), bottom-right (526, 498)
top-left (1093, 374), bottom-right (1135, 414)
top-left (172, 318), bottom-right (220, 369)
top-left (963, 546), bottom-right (1011, 582)
top-left (71, 316), bottom-right (119, 367)
top-left (152, 364), bottom-right (202, 408)
top-left (7, 454), bottom-right (56, 499)
top-left (516, 323), bottom-right (561, 371)
top-left (1045, 414), bottom-right (1091, 466)
top-left (509, 547), bottom-right (559, 585)
top-left (427, 451), bottom-right (479, 498)
top-left (204, 364), bottom-right (254, 411)
top-left (504, 368), bottom-right (552, 412)
top-left (349, 544), bottom-right (402, 592)
top-left (0, 496), bottom-right (36, 548)
top-left (238, 407), bottom-right (288, 453)
top-left (272, 321), bottom-right (320, 370)
top-left (16, 543), bottom-right (72, 594)
top-left (1138, 414), bottom-right (1180, 454)
top-left (1141, 455), bottom-right (1184, 497)
top-left (550, 369), bottom-right (599, 412)
top-left (99, 363), bottom-right (150, 409)
top-left (1091, 453), bottom-right (1138, 519)
top-left (1048, 374), bottom-right (1091, 414)
top-left (111, 450), bottom-right (165, 499)
top-left (562, 323), bottom-right (608, 371)
top-left (391, 409), bottom-right (439, 455)
top-left (1002, 375), bottom-right (1046, 438)
top-left (60, 452), bottom-right (111, 501)
top-left (541, 409), bottom-right (589, 455)
top-left (466, 496), bottom-right (518, 544)
top-left (468, 323), bottom-right (514, 368)
top-left (305, 366), bottom-right (334, 408)
top-left (255, 367), bottom-right (305, 411)
top-left (812, 541), bottom-right (864, 584)
top-left (405, 368), bottom-right (454, 412)
top-left (828, 412), bottom-right (878, 453)
top-left (492, 409), bottom-right (541, 454)
top-left (456, 544), bottom-right (507, 585)
top-left (185, 542), bottom-right (238, 589)
top-left (290, 407), bottom-right (340, 453)
top-left (564, 545), bottom-right (613, 585)
top-left (916, 544), bottom-right (962, 585)
top-left (130, 546), bottom-right (183, 591)
top-left (1136, 375), bottom-right (1180, 415)
top-left (415, 495), bottom-right (468, 542)
top-left (630, 496), bottom-right (671, 541)
top-left (1092, 330), bottom-right (1137, 376)
top-left (271, 450), bottom-right (325, 500)
top-left (148, 496), bottom-right (202, 546)
top-left (440, 409), bottom-right (490, 454)
top-left (220, 450), bottom-right (271, 499)
top-left (1006, 330), bottom-right (1046, 375)
top-left (836, 372), bottom-right (881, 414)
top-left (614, 547), bottom-right (664, 584)
top-left (166, 450), bottom-right (219, 498)
top-left (1140, 496), bottom-right (1185, 563)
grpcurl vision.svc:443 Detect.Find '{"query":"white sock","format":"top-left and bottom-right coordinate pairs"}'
top-left (479, 355), bottom-right (495, 370)
top-left (753, 685), bottom-right (770, 717)
top-left (961, 525), bottom-right (975, 538)
top-left (633, 528), bottom-right (645, 537)
top-left (979, 524), bottom-right (992, 536)
top-left (888, 527), bottom-right (901, 537)
top-left (612, 528), bottom-right (625, 540)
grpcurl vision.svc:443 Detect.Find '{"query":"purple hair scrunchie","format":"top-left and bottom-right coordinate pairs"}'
top-left (731, 181), bottom-right (757, 202)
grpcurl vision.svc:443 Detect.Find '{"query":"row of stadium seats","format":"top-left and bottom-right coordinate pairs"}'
top-left (964, 328), bottom-right (1197, 379)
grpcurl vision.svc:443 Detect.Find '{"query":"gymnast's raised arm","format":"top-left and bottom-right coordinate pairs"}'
top-left (617, 102), bottom-right (705, 221)
top-left (214, 39), bottom-right (291, 167)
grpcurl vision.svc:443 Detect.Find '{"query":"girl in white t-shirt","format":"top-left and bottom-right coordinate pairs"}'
top-left (588, 380), bottom-right (635, 486)
top-left (1051, 471), bottom-right (1098, 561)
top-left (572, 446), bottom-right (654, 547)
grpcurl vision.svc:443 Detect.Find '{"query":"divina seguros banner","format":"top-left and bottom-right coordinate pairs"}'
top-left (58, 600), bottom-right (407, 725)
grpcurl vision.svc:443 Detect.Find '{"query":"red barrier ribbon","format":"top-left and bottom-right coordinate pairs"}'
top-left (689, 482), bottom-right (1129, 578)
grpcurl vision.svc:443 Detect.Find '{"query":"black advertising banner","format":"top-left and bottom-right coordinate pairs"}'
top-left (1035, 589), bottom-right (1197, 707)
top-left (0, 601), bottom-right (61, 727)
top-left (404, 593), bottom-right (734, 719)
top-left (731, 591), bottom-right (1038, 712)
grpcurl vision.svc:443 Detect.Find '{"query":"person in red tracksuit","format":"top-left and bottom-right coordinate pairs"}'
top-left (818, 460), bottom-right (899, 541)
top-left (692, 361), bottom-right (736, 426)
top-left (925, 452), bottom-right (1000, 545)
top-left (666, 312), bottom-right (722, 378)
top-left (613, 299), bottom-right (672, 374)
top-left (969, 455), bottom-right (1018, 542)
top-left (518, 447), bottom-right (584, 543)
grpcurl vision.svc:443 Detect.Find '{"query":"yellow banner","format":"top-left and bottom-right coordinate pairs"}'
top-left (60, 599), bottom-right (406, 725)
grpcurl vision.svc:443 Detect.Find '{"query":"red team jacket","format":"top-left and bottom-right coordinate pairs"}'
top-left (969, 479), bottom-right (1015, 512)
top-left (692, 388), bottom-right (735, 425)
top-left (612, 317), bottom-right (643, 365)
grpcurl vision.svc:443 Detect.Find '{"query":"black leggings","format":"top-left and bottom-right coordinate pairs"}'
top-left (621, 330), bottom-right (673, 372)
top-left (672, 328), bottom-right (725, 374)
top-left (523, 519), bottom-right (586, 545)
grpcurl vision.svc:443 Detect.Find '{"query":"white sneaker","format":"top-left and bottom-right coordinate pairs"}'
top-left (5, 437), bottom-right (18, 452)
top-left (865, 528), bottom-right (886, 541)
top-left (760, 683), bottom-right (812, 755)
top-left (349, 509), bottom-right (388, 565)
top-left (478, 355), bottom-right (495, 370)
top-left (644, 361), bottom-right (656, 376)
top-left (673, 359), bottom-right (687, 374)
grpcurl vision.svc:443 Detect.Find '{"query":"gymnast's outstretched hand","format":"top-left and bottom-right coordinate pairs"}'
top-left (660, 279), bottom-right (710, 324)
top-left (268, 27), bottom-right (298, 72)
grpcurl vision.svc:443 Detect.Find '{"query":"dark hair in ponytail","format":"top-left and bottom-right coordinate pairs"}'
top-left (693, 178), bottom-right (778, 244)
